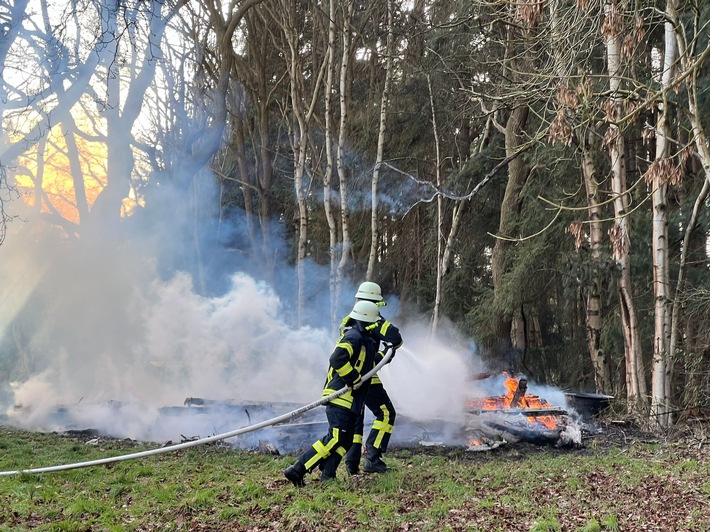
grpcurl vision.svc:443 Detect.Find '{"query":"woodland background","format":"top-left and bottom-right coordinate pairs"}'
top-left (0, 0), bottom-right (709, 431)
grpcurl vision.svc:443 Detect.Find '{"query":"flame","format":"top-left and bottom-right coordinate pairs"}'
top-left (468, 372), bottom-right (561, 431)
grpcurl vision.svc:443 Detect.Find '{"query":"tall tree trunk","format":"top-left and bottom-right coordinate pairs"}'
top-left (491, 104), bottom-right (530, 360)
top-left (667, 0), bottom-right (710, 413)
top-left (649, 3), bottom-right (677, 429)
top-left (428, 74), bottom-right (444, 334)
top-left (284, 2), bottom-right (310, 327)
top-left (91, 1), bottom-right (128, 231)
top-left (230, 87), bottom-right (259, 252)
top-left (366, 0), bottom-right (393, 283)
top-left (274, 0), bottom-right (326, 325)
top-left (604, 1), bottom-right (646, 412)
top-left (547, 0), bottom-right (613, 391)
top-left (232, 7), bottom-right (281, 281)
top-left (324, 0), bottom-right (339, 329)
top-left (93, 1), bottom-right (185, 233)
top-left (335, 0), bottom-right (354, 301)
top-left (63, 119), bottom-right (90, 224)
top-left (256, 85), bottom-right (274, 277)
top-left (581, 139), bottom-right (613, 394)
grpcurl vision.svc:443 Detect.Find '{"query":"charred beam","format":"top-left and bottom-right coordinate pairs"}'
top-left (510, 378), bottom-right (528, 407)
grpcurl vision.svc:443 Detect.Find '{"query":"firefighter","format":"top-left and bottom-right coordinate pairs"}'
top-left (342, 281), bottom-right (403, 475)
top-left (283, 300), bottom-right (380, 486)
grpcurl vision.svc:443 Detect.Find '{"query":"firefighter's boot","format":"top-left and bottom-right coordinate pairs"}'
top-left (284, 462), bottom-right (307, 487)
top-left (363, 447), bottom-right (391, 474)
top-left (320, 453), bottom-right (342, 482)
top-left (344, 443), bottom-right (362, 475)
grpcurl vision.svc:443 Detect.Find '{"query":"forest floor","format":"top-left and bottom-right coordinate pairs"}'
top-left (0, 416), bottom-right (709, 531)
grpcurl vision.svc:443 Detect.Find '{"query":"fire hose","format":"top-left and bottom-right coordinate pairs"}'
top-left (0, 346), bottom-right (394, 476)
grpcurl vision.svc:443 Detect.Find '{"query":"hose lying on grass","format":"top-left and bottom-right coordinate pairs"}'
top-left (0, 348), bottom-right (394, 476)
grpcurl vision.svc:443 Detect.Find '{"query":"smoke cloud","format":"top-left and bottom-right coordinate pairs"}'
top-left (0, 172), bottom-right (483, 452)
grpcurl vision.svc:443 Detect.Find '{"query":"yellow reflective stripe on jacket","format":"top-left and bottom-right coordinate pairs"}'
top-left (323, 387), bottom-right (354, 409)
top-left (336, 341), bottom-right (354, 356)
top-left (329, 396), bottom-right (354, 409)
top-left (379, 320), bottom-right (391, 335)
top-left (354, 347), bottom-right (366, 372)
top-left (336, 361), bottom-right (355, 377)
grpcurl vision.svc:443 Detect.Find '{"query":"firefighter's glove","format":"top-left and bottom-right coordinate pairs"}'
top-left (387, 348), bottom-right (396, 364)
top-left (378, 349), bottom-right (395, 365)
top-left (377, 344), bottom-right (395, 365)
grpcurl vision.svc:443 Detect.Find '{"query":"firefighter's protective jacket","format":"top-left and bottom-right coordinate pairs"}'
top-left (322, 325), bottom-right (378, 413)
top-left (339, 315), bottom-right (403, 385)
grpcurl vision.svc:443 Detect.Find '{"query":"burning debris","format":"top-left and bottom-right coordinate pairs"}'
top-left (462, 372), bottom-right (583, 450)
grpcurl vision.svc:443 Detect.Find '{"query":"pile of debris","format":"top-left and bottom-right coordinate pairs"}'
top-left (461, 372), bottom-right (583, 450)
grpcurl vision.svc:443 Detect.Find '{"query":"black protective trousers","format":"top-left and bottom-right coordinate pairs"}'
top-left (295, 404), bottom-right (357, 479)
top-left (344, 381), bottom-right (396, 466)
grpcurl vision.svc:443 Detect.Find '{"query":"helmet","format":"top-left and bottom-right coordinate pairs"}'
top-left (349, 300), bottom-right (380, 323)
top-left (355, 281), bottom-right (383, 302)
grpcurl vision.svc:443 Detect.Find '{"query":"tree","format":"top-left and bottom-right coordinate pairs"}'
top-left (602, 0), bottom-right (646, 411)
top-left (666, 0), bottom-right (710, 422)
top-left (648, 0), bottom-right (678, 428)
top-left (270, 0), bottom-right (327, 325)
top-left (366, 0), bottom-right (394, 283)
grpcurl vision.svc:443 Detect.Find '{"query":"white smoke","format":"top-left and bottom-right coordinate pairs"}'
top-left (0, 202), bottom-right (338, 444)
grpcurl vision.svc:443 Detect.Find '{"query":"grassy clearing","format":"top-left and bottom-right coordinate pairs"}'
top-left (0, 425), bottom-right (709, 531)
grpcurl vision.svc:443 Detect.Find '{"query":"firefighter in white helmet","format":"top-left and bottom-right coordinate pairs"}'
top-left (341, 281), bottom-right (403, 474)
top-left (284, 300), bottom-right (381, 486)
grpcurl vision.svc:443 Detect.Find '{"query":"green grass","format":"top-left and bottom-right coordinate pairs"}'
top-left (0, 426), bottom-right (709, 531)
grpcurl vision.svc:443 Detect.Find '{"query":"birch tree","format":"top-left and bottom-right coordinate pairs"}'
top-left (334, 0), bottom-right (355, 305)
top-left (647, 0), bottom-right (678, 428)
top-left (603, 0), bottom-right (646, 411)
top-left (366, 0), bottom-right (394, 283)
top-left (271, 0), bottom-right (326, 325)
top-left (323, 0), bottom-right (340, 327)
top-left (428, 73), bottom-right (444, 333)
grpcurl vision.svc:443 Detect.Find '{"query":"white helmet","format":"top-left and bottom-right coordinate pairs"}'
top-left (349, 300), bottom-right (380, 323)
top-left (355, 281), bottom-right (383, 302)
